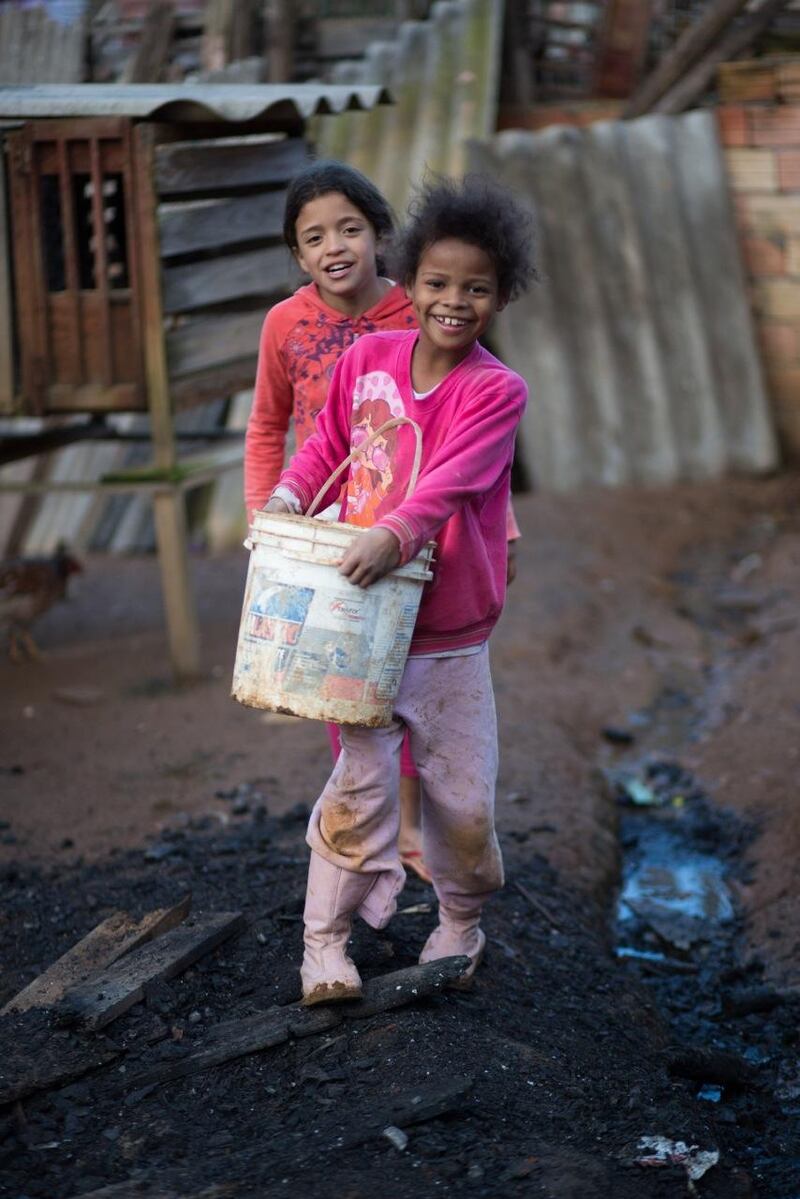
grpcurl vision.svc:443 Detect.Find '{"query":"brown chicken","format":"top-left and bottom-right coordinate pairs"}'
top-left (0, 545), bottom-right (83, 661)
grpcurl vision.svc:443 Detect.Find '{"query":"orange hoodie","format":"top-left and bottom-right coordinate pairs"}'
top-left (244, 281), bottom-right (415, 520)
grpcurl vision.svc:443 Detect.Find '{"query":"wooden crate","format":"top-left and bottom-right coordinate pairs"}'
top-left (6, 118), bottom-right (144, 415)
top-left (2, 116), bottom-right (308, 417)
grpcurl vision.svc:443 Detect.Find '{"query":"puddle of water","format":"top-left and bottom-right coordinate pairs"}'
top-left (617, 813), bottom-right (735, 955)
top-left (620, 855), bottom-right (734, 924)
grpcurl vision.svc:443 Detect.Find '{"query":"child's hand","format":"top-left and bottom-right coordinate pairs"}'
top-left (262, 497), bottom-right (291, 514)
top-left (339, 528), bottom-right (401, 589)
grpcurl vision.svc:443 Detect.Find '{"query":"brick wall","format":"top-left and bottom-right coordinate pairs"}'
top-left (718, 58), bottom-right (800, 458)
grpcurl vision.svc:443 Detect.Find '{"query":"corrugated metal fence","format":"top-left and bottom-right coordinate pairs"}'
top-left (0, 5), bottom-right (85, 84)
top-left (313, 0), bottom-right (502, 215)
top-left (470, 111), bottom-right (779, 490)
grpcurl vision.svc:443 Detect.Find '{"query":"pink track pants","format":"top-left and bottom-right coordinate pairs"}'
top-left (306, 647), bottom-right (504, 928)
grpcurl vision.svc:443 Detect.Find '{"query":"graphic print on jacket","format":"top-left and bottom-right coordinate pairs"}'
top-left (345, 371), bottom-right (408, 529)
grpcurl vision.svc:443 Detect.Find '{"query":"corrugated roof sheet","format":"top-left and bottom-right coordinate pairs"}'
top-left (0, 83), bottom-right (393, 123)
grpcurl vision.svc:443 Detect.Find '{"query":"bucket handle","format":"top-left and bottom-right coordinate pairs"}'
top-left (306, 417), bottom-right (423, 518)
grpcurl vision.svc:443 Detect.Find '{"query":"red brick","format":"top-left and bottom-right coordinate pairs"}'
top-left (777, 150), bottom-right (800, 191)
top-left (716, 105), bottom-right (750, 147)
top-left (743, 232), bottom-right (787, 276)
top-left (758, 321), bottom-right (800, 363)
top-left (749, 105), bottom-right (800, 148)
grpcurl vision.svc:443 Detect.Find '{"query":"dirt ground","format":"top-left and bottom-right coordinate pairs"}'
top-left (2, 475), bottom-right (800, 1197)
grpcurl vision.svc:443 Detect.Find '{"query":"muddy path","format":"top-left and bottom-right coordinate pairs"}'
top-left (2, 477), bottom-right (800, 1197)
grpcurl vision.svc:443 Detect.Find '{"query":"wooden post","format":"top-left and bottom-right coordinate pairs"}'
top-left (624, 0), bottom-right (751, 117)
top-left (264, 0), bottom-right (294, 83)
top-left (593, 0), bottom-right (653, 99)
top-left (122, 0), bottom-right (176, 84)
top-left (132, 123), bottom-right (201, 681)
top-left (0, 138), bottom-right (14, 413)
top-left (654, 0), bottom-right (790, 114)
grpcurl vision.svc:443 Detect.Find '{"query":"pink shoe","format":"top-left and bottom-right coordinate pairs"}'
top-left (300, 852), bottom-right (373, 1007)
top-left (419, 909), bottom-right (486, 989)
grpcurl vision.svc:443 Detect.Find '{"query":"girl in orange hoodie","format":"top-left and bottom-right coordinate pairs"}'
top-left (244, 161), bottom-right (429, 880)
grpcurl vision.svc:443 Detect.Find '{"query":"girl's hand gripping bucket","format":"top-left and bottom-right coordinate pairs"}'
top-left (231, 418), bottom-right (434, 728)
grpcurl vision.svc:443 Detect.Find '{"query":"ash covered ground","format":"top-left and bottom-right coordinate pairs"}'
top-left (2, 478), bottom-right (800, 1198)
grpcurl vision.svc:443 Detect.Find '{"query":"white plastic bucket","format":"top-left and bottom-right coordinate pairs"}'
top-left (231, 419), bottom-right (434, 728)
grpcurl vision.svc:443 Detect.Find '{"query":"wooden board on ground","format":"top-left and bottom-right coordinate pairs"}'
top-left (1, 895), bottom-right (192, 1015)
top-left (69, 1184), bottom-right (234, 1199)
top-left (60, 911), bottom-right (245, 1029)
top-left (127, 956), bottom-right (470, 1091)
top-left (0, 1020), bottom-right (121, 1106)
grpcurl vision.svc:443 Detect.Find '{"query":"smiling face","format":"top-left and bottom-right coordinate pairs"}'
top-left (293, 191), bottom-right (384, 316)
top-left (406, 238), bottom-right (504, 376)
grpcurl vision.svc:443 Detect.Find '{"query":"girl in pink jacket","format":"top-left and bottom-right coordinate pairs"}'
top-left (265, 175), bottom-right (536, 1004)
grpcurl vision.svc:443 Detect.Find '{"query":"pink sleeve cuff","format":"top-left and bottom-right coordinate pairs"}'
top-left (376, 513), bottom-right (420, 565)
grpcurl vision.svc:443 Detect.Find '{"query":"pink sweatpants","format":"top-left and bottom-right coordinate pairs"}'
top-left (306, 647), bottom-right (504, 928)
top-left (326, 723), bottom-right (418, 778)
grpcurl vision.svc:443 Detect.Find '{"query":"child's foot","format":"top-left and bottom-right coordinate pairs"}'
top-left (301, 940), bottom-right (363, 1006)
top-left (301, 853), bottom-right (366, 1006)
top-left (419, 916), bottom-right (486, 988)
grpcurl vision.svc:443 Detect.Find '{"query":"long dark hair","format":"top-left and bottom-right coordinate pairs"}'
top-left (283, 160), bottom-right (395, 260)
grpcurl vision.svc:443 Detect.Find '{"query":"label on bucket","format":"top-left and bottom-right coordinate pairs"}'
top-left (242, 568), bottom-right (414, 705)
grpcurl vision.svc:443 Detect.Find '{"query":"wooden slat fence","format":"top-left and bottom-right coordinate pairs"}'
top-left (469, 110), bottom-right (778, 490)
top-left (156, 133), bottom-right (307, 397)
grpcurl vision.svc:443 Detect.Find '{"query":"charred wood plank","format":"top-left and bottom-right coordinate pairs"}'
top-left (68, 1184), bottom-right (234, 1198)
top-left (127, 956), bottom-right (469, 1090)
top-left (1, 896), bottom-right (192, 1016)
top-left (0, 1016), bottom-right (121, 1106)
top-left (667, 1046), bottom-right (758, 1089)
top-left (333, 1074), bottom-right (475, 1149)
top-left (60, 911), bottom-right (245, 1029)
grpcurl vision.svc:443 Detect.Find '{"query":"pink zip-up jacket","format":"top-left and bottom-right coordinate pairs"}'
top-left (278, 330), bottom-right (528, 655)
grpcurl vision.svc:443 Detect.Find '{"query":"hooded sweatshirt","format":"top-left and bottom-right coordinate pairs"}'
top-left (244, 281), bottom-right (415, 520)
top-left (279, 330), bottom-right (528, 655)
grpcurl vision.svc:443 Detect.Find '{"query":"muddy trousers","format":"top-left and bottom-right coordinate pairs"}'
top-left (306, 646), bottom-right (504, 930)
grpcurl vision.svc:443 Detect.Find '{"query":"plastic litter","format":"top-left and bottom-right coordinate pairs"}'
top-left (697, 1084), bottom-right (723, 1103)
top-left (623, 778), bottom-right (659, 807)
top-left (634, 1136), bottom-right (719, 1181)
top-left (383, 1125), bottom-right (409, 1151)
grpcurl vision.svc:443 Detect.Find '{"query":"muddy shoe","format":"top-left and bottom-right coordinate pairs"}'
top-left (300, 852), bottom-right (370, 1006)
top-left (300, 946), bottom-right (363, 1007)
top-left (419, 915), bottom-right (486, 989)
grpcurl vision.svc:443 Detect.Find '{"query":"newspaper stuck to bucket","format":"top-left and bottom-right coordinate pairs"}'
top-left (232, 510), bottom-right (434, 728)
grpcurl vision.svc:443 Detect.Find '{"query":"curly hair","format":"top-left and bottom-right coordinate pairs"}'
top-left (283, 160), bottom-right (395, 252)
top-left (393, 174), bottom-right (537, 302)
